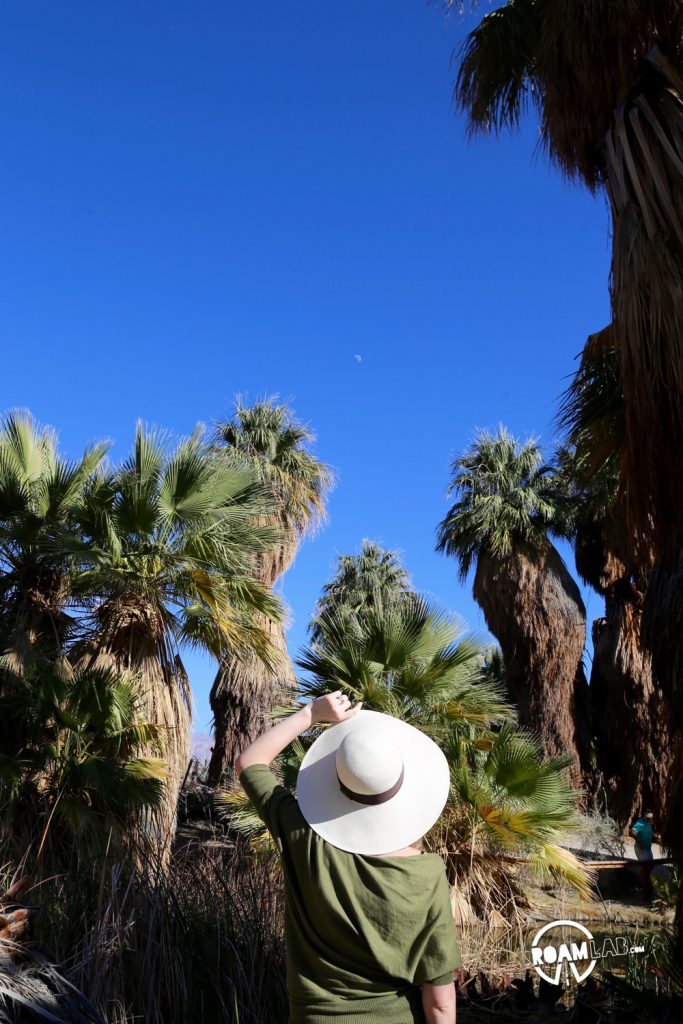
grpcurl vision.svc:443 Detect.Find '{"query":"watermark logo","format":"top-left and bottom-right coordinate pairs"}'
top-left (530, 919), bottom-right (645, 985)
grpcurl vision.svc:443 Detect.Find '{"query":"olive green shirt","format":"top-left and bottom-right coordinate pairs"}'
top-left (239, 763), bottom-right (460, 1024)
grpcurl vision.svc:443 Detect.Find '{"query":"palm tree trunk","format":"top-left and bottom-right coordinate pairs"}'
top-left (604, 47), bottom-right (683, 952)
top-left (208, 537), bottom-right (298, 787)
top-left (2, 568), bottom-right (73, 678)
top-left (590, 577), bottom-right (671, 826)
top-left (73, 601), bottom-right (191, 863)
top-left (642, 544), bottom-right (683, 951)
top-left (208, 614), bottom-right (296, 785)
top-left (473, 544), bottom-right (590, 786)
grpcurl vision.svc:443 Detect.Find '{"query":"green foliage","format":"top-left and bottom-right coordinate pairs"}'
top-left (0, 408), bottom-right (302, 1021)
top-left (653, 865), bottom-right (682, 908)
top-left (480, 644), bottom-right (516, 708)
top-left (300, 596), bottom-right (509, 734)
top-left (0, 661), bottom-right (166, 856)
top-left (443, 722), bottom-right (591, 898)
top-left (436, 426), bottom-right (570, 579)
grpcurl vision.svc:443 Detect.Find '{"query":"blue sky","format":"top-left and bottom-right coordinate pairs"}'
top-left (1, 2), bottom-right (611, 733)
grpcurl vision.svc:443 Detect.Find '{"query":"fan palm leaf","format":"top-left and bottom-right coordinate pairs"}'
top-left (309, 541), bottom-right (413, 644)
top-left (298, 597), bottom-right (511, 736)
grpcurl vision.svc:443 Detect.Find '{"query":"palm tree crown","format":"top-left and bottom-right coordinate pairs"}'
top-left (436, 427), bottom-right (565, 580)
top-left (310, 541), bottom-right (413, 643)
top-left (299, 595), bottom-right (508, 732)
top-left (436, 427), bottom-right (588, 779)
top-left (214, 397), bottom-right (333, 558)
top-left (75, 422), bottom-right (282, 669)
top-left (454, 0), bottom-right (682, 188)
top-left (0, 658), bottom-right (166, 858)
top-left (0, 411), bottom-right (108, 666)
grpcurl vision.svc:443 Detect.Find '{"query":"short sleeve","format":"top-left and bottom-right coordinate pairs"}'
top-left (238, 763), bottom-right (307, 846)
top-left (424, 972), bottom-right (456, 987)
top-left (413, 869), bottom-right (461, 985)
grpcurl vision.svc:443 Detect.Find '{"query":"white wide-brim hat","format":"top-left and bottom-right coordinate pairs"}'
top-left (296, 709), bottom-right (451, 855)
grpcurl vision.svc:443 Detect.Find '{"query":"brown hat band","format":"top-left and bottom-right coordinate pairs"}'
top-left (337, 764), bottom-right (405, 805)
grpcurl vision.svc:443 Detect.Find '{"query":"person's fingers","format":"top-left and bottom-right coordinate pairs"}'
top-left (345, 702), bottom-right (362, 717)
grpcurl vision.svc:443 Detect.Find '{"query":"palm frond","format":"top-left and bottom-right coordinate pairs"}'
top-left (455, 0), bottom-right (543, 136)
top-left (528, 843), bottom-right (595, 901)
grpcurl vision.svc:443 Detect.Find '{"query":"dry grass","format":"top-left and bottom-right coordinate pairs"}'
top-left (0, 833), bottom-right (288, 1024)
top-left (457, 922), bottom-right (531, 980)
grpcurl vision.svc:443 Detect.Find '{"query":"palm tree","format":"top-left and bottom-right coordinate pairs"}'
top-left (222, 597), bottom-right (592, 923)
top-left (0, 411), bottom-right (108, 670)
top-left (309, 540), bottom-right (413, 643)
top-left (436, 427), bottom-right (590, 785)
top-left (453, 0), bottom-right (683, 941)
top-left (0, 658), bottom-right (166, 863)
top-left (556, 330), bottom-right (671, 824)
top-left (208, 399), bottom-right (333, 785)
top-left (453, 0), bottom-right (683, 556)
top-left (72, 422), bottom-right (282, 849)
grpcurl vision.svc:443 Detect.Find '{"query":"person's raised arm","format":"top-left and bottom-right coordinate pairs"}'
top-left (235, 690), bottom-right (362, 774)
top-left (422, 981), bottom-right (456, 1024)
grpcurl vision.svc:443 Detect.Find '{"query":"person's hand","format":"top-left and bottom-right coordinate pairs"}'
top-left (310, 690), bottom-right (363, 725)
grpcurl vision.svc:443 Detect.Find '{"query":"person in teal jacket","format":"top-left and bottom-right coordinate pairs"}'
top-left (236, 690), bottom-right (461, 1024)
top-left (629, 810), bottom-right (659, 900)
